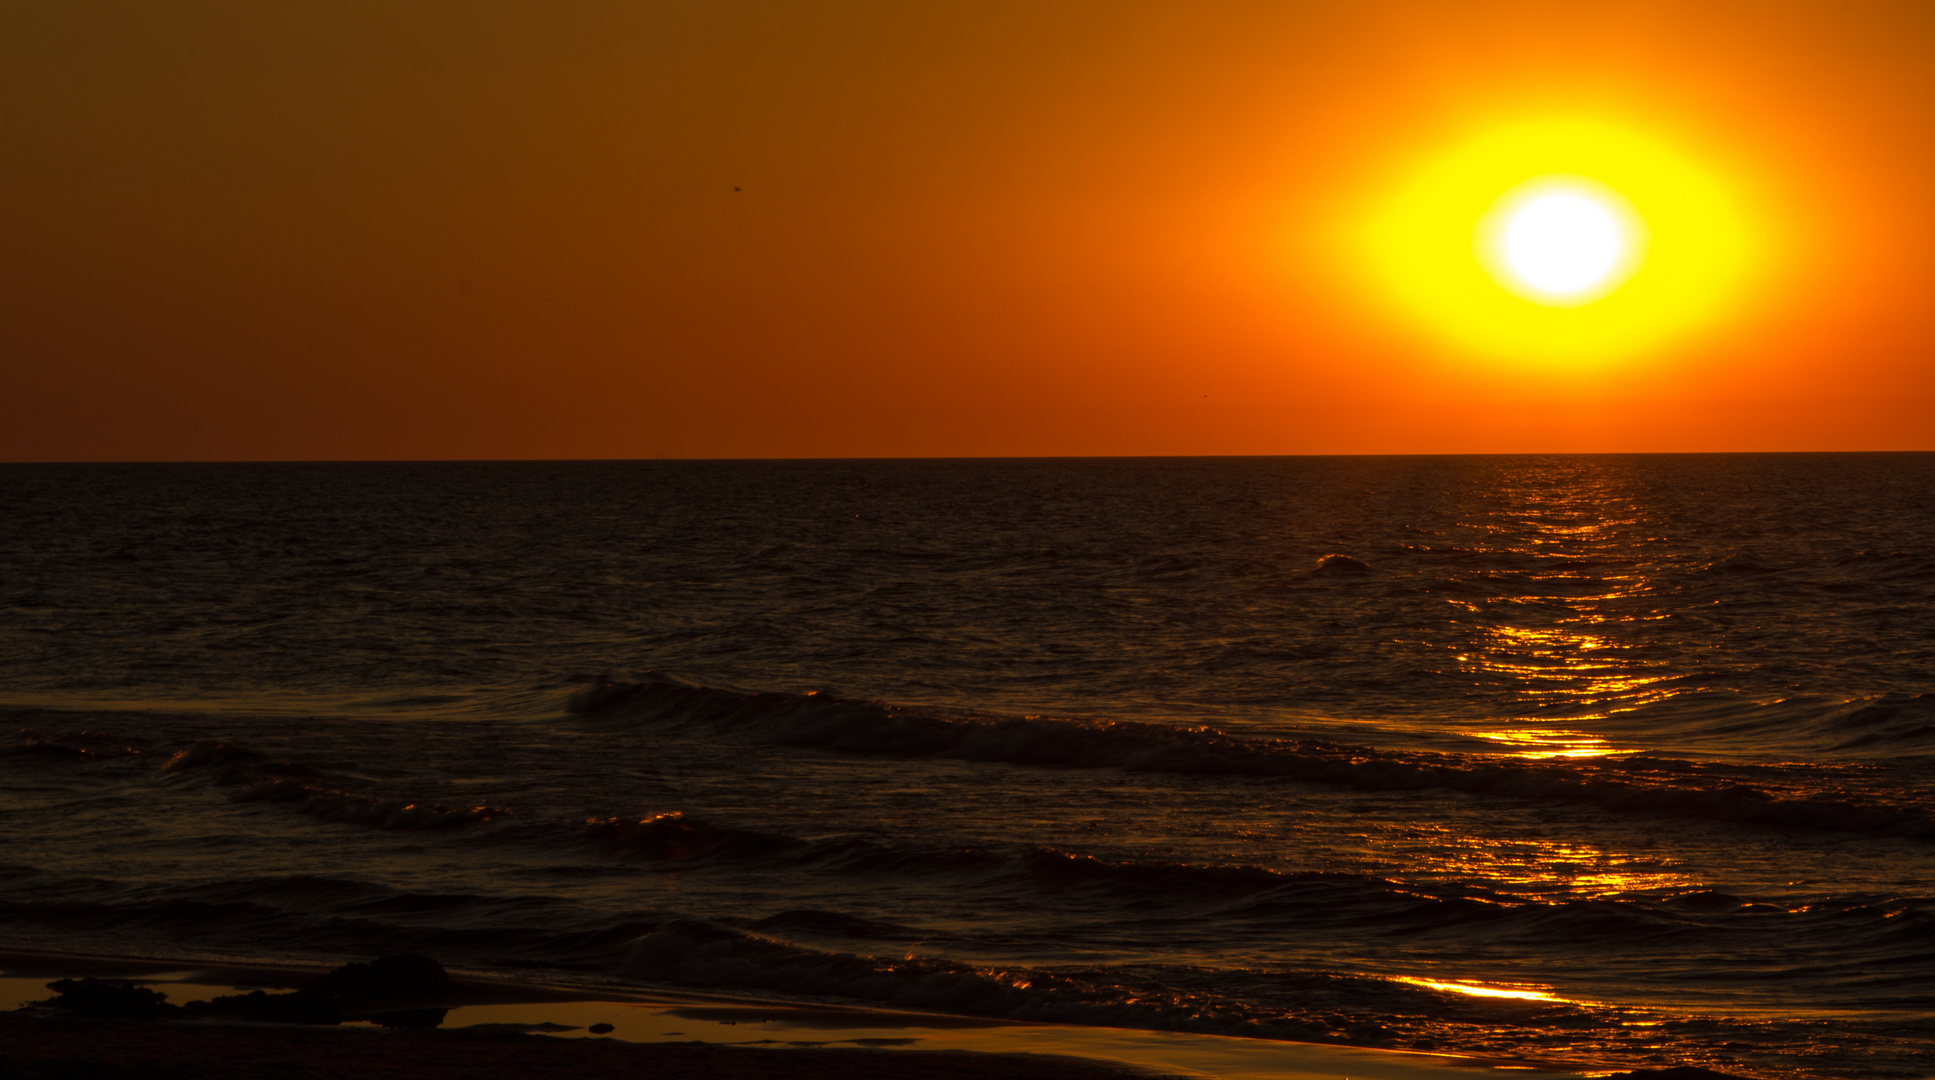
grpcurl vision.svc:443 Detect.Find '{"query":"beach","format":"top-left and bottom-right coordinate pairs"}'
top-left (0, 950), bottom-right (1146, 1080)
top-left (0, 949), bottom-right (1604, 1080)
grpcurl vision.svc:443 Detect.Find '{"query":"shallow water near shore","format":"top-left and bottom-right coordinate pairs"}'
top-left (3, 456), bottom-right (1932, 1078)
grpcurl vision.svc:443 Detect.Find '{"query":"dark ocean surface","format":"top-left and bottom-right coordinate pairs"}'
top-left (2, 456), bottom-right (1931, 1078)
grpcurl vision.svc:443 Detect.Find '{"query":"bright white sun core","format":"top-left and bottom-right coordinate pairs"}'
top-left (1477, 177), bottom-right (1645, 306)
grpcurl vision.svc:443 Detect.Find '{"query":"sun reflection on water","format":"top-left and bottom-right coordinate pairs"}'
top-left (1391, 976), bottom-right (1569, 1003)
top-left (1400, 828), bottom-right (1695, 899)
top-left (1471, 727), bottom-right (1617, 759)
top-left (1434, 463), bottom-right (1696, 758)
top-left (1456, 624), bottom-right (1678, 717)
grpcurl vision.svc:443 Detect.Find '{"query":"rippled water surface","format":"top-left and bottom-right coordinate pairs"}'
top-left (2, 456), bottom-right (1932, 1078)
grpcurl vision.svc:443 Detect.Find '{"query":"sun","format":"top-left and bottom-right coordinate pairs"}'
top-left (1353, 118), bottom-right (1755, 367)
top-left (1478, 176), bottom-right (1646, 306)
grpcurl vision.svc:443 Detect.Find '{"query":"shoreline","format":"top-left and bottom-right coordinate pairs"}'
top-left (0, 948), bottom-right (1596, 1080)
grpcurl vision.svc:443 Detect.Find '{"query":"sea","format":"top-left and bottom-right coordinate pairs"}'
top-left (2, 456), bottom-right (1931, 1079)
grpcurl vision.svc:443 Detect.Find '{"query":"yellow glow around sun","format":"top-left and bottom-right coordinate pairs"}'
top-left (1356, 118), bottom-right (1754, 366)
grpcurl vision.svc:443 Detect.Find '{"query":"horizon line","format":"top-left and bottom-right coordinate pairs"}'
top-left (5, 449), bottom-right (1933, 466)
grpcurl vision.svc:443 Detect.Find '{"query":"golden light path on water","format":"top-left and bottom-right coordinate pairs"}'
top-left (1444, 464), bottom-right (1687, 763)
top-left (1417, 832), bottom-right (1692, 897)
top-left (1390, 976), bottom-right (1569, 1003)
top-left (1263, 465), bottom-right (1722, 911)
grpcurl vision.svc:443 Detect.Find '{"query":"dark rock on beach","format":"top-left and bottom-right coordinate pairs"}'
top-left (31, 978), bottom-right (181, 1020)
top-left (305, 954), bottom-right (453, 1002)
top-left (179, 955), bottom-right (455, 1027)
top-left (181, 988), bottom-right (343, 1025)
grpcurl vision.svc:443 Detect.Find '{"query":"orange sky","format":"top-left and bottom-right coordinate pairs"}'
top-left (4, 0), bottom-right (1933, 459)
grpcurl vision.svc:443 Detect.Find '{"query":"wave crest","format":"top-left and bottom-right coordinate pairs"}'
top-left (571, 676), bottom-right (1935, 842)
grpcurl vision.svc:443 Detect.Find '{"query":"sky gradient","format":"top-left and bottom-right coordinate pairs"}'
top-left (6, 1), bottom-right (1933, 459)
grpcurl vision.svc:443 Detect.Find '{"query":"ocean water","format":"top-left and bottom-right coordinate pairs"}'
top-left (2, 456), bottom-right (1931, 1078)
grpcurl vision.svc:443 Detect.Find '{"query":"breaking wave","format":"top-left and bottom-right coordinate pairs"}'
top-left (569, 677), bottom-right (1935, 841)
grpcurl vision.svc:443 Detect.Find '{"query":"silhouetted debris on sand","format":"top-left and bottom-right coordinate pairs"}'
top-left (181, 988), bottom-right (344, 1025)
top-left (32, 955), bottom-right (454, 1028)
top-left (304, 954), bottom-right (454, 1001)
top-left (31, 978), bottom-right (180, 1020)
top-left (182, 954), bottom-right (453, 1027)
